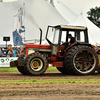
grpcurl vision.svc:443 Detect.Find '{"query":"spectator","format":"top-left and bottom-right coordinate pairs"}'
top-left (19, 46), bottom-right (22, 53)
top-left (6, 45), bottom-right (11, 56)
top-left (0, 48), bottom-right (3, 57)
top-left (1, 48), bottom-right (6, 57)
top-left (13, 47), bottom-right (17, 57)
top-left (15, 46), bottom-right (20, 57)
top-left (9, 44), bottom-right (12, 49)
top-left (7, 48), bottom-right (14, 57)
top-left (20, 46), bottom-right (24, 55)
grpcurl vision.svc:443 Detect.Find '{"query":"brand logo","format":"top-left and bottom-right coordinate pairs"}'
top-left (0, 58), bottom-right (14, 63)
top-left (1, 59), bottom-right (4, 63)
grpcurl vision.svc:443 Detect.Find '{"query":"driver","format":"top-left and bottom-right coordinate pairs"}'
top-left (68, 34), bottom-right (75, 45)
top-left (63, 34), bottom-right (76, 48)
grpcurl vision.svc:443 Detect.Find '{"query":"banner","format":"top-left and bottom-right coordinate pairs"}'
top-left (0, 57), bottom-right (18, 67)
top-left (13, 7), bottom-right (25, 46)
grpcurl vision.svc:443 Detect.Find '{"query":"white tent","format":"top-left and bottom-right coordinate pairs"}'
top-left (0, 0), bottom-right (68, 46)
top-left (53, 0), bottom-right (100, 22)
top-left (68, 13), bottom-right (100, 45)
top-left (3, 0), bottom-right (18, 2)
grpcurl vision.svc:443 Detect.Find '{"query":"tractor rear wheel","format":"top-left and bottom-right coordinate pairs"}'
top-left (24, 53), bottom-right (47, 75)
top-left (56, 67), bottom-right (67, 74)
top-left (64, 45), bottom-right (98, 75)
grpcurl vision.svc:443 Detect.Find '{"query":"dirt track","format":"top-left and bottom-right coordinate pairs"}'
top-left (0, 71), bottom-right (100, 100)
top-left (0, 71), bottom-right (100, 81)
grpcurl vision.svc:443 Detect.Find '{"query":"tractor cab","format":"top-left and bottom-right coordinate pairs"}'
top-left (46, 25), bottom-right (89, 55)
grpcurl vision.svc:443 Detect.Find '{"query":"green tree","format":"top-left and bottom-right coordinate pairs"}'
top-left (87, 6), bottom-right (100, 28)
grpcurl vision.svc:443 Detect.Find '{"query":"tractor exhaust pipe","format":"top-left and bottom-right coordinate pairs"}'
top-left (39, 28), bottom-right (42, 45)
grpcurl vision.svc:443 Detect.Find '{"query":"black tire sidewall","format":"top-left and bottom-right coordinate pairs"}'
top-left (74, 47), bottom-right (97, 74)
top-left (25, 53), bottom-right (47, 75)
top-left (65, 45), bottom-right (98, 75)
top-left (17, 57), bottom-right (28, 75)
top-left (56, 67), bottom-right (67, 74)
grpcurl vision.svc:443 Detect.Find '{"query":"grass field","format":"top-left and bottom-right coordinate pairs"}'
top-left (0, 67), bottom-right (100, 84)
top-left (1, 78), bottom-right (100, 84)
top-left (0, 67), bottom-right (57, 72)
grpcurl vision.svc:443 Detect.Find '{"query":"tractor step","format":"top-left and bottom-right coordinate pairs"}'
top-left (53, 62), bottom-right (63, 67)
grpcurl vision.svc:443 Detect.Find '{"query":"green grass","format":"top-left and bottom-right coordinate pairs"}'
top-left (0, 67), bottom-right (18, 72)
top-left (0, 67), bottom-right (57, 72)
top-left (1, 78), bottom-right (100, 84)
top-left (47, 67), bottom-right (57, 71)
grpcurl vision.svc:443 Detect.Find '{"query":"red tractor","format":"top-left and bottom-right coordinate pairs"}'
top-left (10, 25), bottom-right (99, 75)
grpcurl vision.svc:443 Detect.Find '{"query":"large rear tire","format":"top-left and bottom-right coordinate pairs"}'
top-left (24, 53), bottom-right (47, 75)
top-left (64, 45), bottom-right (98, 75)
top-left (56, 67), bottom-right (67, 74)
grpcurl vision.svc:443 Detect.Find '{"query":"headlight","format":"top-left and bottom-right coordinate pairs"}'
top-left (28, 49), bottom-right (35, 55)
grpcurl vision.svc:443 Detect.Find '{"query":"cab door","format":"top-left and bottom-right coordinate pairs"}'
top-left (46, 26), bottom-right (61, 55)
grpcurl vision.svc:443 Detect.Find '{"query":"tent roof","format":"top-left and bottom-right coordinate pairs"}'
top-left (53, 0), bottom-right (100, 22)
top-left (0, 0), bottom-right (68, 45)
top-left (68, 13), bottom-right (100, 45)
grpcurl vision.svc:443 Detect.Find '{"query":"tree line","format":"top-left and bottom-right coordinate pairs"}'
top-left (87, 6), bottom-right (100, 28)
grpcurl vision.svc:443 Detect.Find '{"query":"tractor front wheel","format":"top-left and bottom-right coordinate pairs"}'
top-left (24, 53), bottom-right (47, 75)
